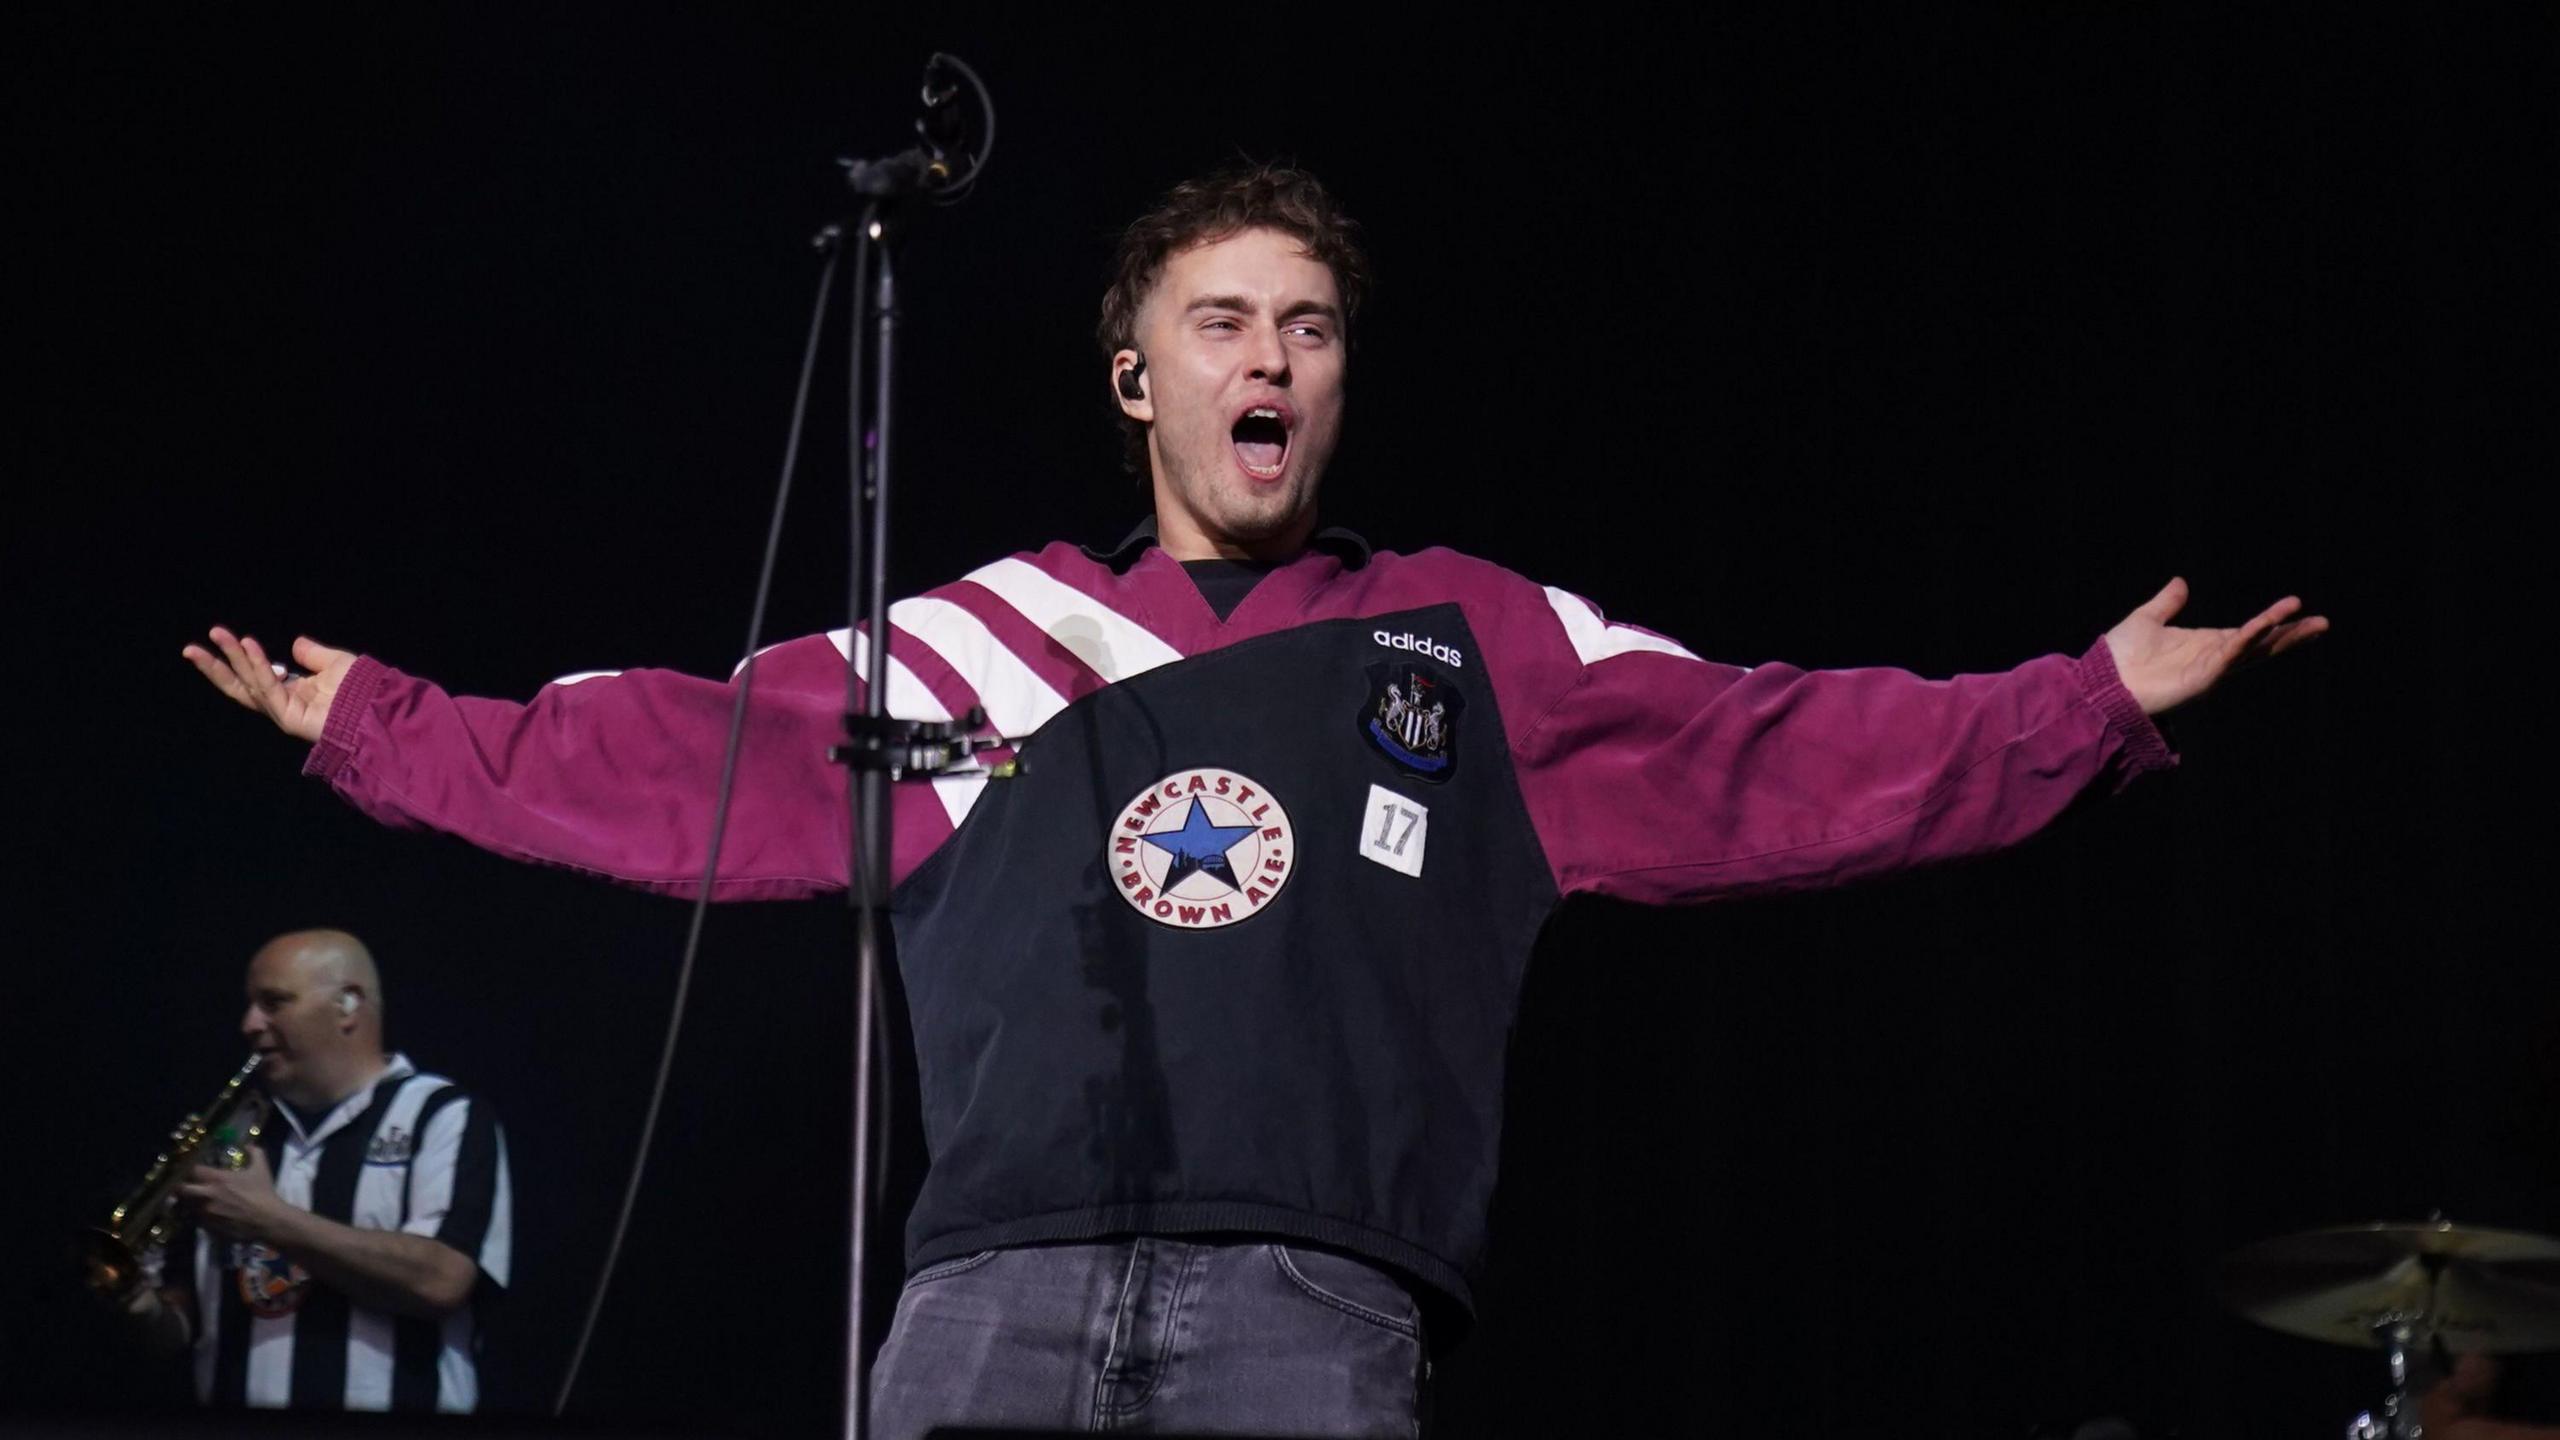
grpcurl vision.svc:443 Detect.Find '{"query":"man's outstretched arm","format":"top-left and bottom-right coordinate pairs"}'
top-left (1508, 579), bottom-right (2326, 905)
top-left (181, 624), bottom-right (961, 899)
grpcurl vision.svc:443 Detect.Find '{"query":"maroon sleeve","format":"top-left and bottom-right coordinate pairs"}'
top-left (300, 632), bottom-right (963, 900)
top-left (1507, 589), bottom-right (2175, 904)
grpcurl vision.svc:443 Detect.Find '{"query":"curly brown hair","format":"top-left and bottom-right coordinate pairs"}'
top-left (1098, 163), bottom-right (1372, 474)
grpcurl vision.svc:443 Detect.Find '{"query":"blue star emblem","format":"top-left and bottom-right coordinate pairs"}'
top-left (1140, 798), bottom-right (1259, 894)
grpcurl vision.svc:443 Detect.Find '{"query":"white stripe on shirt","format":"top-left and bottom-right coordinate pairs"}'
top-left (1542, 586), bottom-right (1705, 666)
top-left (885, 596), bottom-right (1070, 746)
top-left (959, 557), bottom-right (1185, 682)
top-left (839, 626), bottom-right (989, 832)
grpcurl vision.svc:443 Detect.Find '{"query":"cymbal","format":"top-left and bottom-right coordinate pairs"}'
top-left (2223, 1221), bottom-right (2560, 1355)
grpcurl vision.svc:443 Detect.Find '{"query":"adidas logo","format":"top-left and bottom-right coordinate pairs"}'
top-left (1373, 629), bottom-right (1463, 667)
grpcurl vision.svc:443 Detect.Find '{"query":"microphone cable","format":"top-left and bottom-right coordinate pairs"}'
top-left (553, 231), bottom-right (845, 1417)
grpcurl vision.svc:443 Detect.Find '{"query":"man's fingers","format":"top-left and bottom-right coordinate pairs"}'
top-left (2217, 599), bottom-right (2288, 663)
top-left (2239, 595), bottom-right (2304, 639)
top-left (2132, 576), bottom-right (2189, 625)
top-left (236, 635), bottom-right (300, 718)
top-left (291, 635), bottom-right (349, 673)
top-left (206, 628), bottom-right (275, 707)
top-left (181, 644), bottom-right (261, 711)
top-left (209, 626), bottom-right (259, 683)
top-left (239, 633), bottom-right (276, 690)
top-left (211, 627), bottom-right (306, 728)
top-left (2257, 614), bottom-right (2330, 660)
top-left (2191, 596), bottom-right (2301, 666)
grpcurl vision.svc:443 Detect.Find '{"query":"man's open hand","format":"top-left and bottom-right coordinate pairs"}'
top-left (183, 628), bottom-right (356, 744)
top-left (2102, 578), bottom-right (2327, 717)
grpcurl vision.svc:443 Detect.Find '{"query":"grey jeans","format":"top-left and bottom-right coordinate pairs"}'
top-left (868, 1237), bottom-right (1426, 1438)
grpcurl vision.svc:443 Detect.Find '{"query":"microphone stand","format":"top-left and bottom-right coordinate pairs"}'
top-left (823, 55), bottom-right (998, 1440)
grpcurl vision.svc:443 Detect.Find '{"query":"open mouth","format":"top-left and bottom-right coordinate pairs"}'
top-left (1230, 404), bottom-right (1292, 480)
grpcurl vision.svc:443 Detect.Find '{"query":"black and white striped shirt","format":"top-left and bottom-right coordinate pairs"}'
top-left (176, 1054), bottom-right (513, 1412)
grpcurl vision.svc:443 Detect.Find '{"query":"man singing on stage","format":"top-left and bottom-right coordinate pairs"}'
top-left (186, 165), bottom-right (2321, 1437)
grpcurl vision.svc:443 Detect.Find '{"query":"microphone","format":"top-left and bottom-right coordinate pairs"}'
top-left (840, 52), bottom-right (996, 203)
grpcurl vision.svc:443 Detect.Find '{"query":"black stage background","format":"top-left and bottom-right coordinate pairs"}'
top-left (7, 7), bottom-right (2550, 1437)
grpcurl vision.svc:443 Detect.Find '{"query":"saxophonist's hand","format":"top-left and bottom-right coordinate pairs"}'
top-left (120, 1282), bottom-right (193, 1352)
top-left (179, 1146), bottom-right (289, 1245)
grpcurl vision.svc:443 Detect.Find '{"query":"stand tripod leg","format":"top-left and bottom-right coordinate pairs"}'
top-left (2343, 1320), bottom-right (2423, 1440)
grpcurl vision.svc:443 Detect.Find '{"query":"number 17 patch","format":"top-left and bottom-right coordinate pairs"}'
top-left (1359, 784), bottom-right (1429, 878)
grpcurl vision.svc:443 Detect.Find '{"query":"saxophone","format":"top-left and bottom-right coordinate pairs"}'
top-left (84, 1054), bottom-right (269, 1296)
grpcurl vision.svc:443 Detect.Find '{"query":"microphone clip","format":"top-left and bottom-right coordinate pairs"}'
top-left (830, 708), bottom-right (1021, 780)
top-left (835, 52), bottom-right (994, 205)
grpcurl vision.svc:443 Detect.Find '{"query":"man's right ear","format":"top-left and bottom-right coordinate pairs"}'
top-left (1113, 351), bottom-right (1150, 417)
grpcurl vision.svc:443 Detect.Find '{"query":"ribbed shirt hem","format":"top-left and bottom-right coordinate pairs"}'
top-left (2075, 639), bottom-right (2176, 782)
top-left (302, 655), bottom-right (388, 782)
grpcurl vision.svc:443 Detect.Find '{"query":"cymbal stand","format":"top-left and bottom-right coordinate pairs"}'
top-left (2344, 1315), bottom-right (2426, 1440)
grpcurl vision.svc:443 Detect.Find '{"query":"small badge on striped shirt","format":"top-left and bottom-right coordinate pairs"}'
top-left (232, 1243), bottom-right (310, 1318)
top-left (365, 1125), bottom-right (415, 1165)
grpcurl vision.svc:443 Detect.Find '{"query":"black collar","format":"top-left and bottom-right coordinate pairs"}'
top-left (1081, 516), bottom-right (1373, 574)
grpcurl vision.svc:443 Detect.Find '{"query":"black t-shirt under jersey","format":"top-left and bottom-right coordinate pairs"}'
top-left (1182, 558), bottom-right (1275, 621)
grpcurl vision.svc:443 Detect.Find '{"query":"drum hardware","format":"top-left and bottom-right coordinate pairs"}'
top-left (2222, 1217), bottom-right (2560, 1439)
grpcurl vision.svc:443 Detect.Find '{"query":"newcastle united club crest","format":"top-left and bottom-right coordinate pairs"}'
top-left (365, 1124), bottom-right (414, 1165)
top-left (1109, 768), bottom-right (1296, 929)
top-left (1360, 661), bottom-right (1463, 782)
